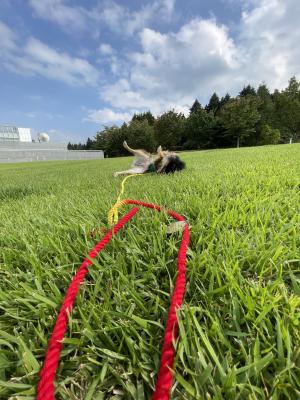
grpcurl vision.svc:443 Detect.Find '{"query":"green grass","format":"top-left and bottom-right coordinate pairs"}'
top-left (0, 145), bottom-right (300, 400)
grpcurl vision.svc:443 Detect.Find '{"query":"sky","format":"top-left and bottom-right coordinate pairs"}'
top-left (1, 0), bottom-right (300, 143)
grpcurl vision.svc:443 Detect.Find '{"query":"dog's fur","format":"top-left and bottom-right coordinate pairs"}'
top-left (114, 141), bottom-right (185, 177)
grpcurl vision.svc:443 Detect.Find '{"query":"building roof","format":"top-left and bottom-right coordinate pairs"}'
top-left (0, 125), bottom-right (19, 141)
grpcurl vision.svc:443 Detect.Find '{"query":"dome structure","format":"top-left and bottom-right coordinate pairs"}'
top-left (38, 133), bottom-right (50, 142)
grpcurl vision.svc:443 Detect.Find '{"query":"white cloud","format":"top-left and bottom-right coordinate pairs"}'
top-left (0, 23), bottom-right (99, 87)
top-left (84, 108), bottom-right (132, 124)
top-left (24, 112), bottom-right (37, 118)
top-left (160, 0), bottom-right (176, 17)
top-left (28, 0), bottom-right (176, 36)
top-left (29, 0), bottom-right (89, 32)
top-left (23, 110), bottom-right (62, 119)
top-left (4, 0), bottom-right (300, 133)
top-left (237, 0), bottom-right (300, 90)
top-left (101, 19), bottom-right (238, 114)
top-left (98, 43), bottom-right (114, 55)
top-left (95, 0), bottom-right (176, 36)
top-left (26, 94), bottom-right (43, 101)
top-left (23, 38), bottom-right (99, 86)
top-left (47, 128), bottom-right (84, 143)
top-left (0, 21), bottom-right (17, 50)
top-left (99, 0), bottom-right (300, 116)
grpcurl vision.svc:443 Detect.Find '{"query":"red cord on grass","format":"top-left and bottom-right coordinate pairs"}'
top-left (37, 199), bottom-right (190, 400)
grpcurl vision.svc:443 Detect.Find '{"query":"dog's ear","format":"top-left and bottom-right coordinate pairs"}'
top-left (157, 145), bottom-right (163, 156)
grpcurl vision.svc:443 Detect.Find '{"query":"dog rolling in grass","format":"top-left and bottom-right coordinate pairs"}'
top-left (114, 141), bottom-right (186, 177)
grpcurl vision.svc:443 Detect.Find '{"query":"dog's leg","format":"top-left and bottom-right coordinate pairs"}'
top-left (157, 145), bottom-right (163, 156)
top-left (156, 157), bottom-right (169, 173)
top-left (123, 141), bottom-right (135, 154)
top-left (123, 141), bottom-right (150, 158)
top-left (114, 168), bottom-right (141, 177)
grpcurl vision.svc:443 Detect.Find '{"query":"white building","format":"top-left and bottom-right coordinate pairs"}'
top-left (0, 125), bottom-right (32, 142)
top-left (0, 124), bottom-right (103, 163)
top-left (18, 127), bottom-right (32, 142)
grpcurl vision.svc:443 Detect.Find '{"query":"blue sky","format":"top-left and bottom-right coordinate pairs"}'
top-left (1, 0), bottom-right (299, 143)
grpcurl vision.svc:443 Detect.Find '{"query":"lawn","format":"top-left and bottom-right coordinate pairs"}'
top-left (0, 144), bottom-right (300, 399)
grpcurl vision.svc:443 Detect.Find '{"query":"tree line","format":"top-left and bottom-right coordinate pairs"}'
top-left (68, 77), bottom-right (300, 156)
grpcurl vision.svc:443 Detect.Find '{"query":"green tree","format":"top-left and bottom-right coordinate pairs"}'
top-left (85, 137), bottom-right (93, 150)
top-left (285, 76), bottom-right (300, 95)
top-left (86, 120), bottom-right (156, 157)
top-left (220, 96), bottom-right (261, 147)
top-left (239, 84), bottom-right (256, 97)
top-left (205, 92), bottom-right (220, 114)
top-left (70, 78), bottom-right (300, 154)
top-left (259, 125), bottom-right (280, 145)
top-left (257, 83), bottom-right (270, 99)
top-left (273, 77), bottom-right (300, 143)
top-left (126, 119), bottom-right (157, 151)
top-left (217, 93), bottom-right (231, 114)
top-left (255, 83), bottom-right (276, 144)
top-left (189, 99), bottom-right (202, 115)
top-left (154, 110), bottom-right (185, 149)
top-left (93, 125), bottom-right (127, 157)
top-left (184, 108), bottom-right (216, 149)
top-left (257, 84), bottom-right (274, 124)
top-left (132, 111), bottom-right (155, 126)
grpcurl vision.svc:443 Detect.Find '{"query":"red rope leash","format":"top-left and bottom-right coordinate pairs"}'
top-left (37, 199), bottom-right (190, 400)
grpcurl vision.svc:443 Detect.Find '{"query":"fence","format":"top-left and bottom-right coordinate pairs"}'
top-left (0, 142), bottom-right (104, 164)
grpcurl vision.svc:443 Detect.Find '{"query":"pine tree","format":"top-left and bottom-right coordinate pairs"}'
top-left (218, 93), bottom-right (231, 112)
top-left (239, 85), bottom-right (256, 97)
top-left (86, 137), bottom-right (93, 149)
top-left (132, 111), bottom-right (155, 125)
top-left (285, 76), bottom-right (300, 96)
top-left (273, 77), bottom-right (300, 143)
top-left (220, 97), bottom-right (260, 147)
top-left (205, 92), bottom-right (220, 114)
top-left (185, 107), bottom-right (216, 149)
top-left (256, 83), bottom-right (276, 144)
top-left (154, 110), bottom-right (185, 149)
top-left (189, 99), bottom-right (202, 114)
top-left (257, 83), bottom-right (271, 99)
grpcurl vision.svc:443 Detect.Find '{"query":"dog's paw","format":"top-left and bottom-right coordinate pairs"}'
top-left (114, 172), bottom-right (119, 177)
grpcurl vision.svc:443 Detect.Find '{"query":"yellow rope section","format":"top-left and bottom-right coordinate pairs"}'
top-left (108, 174), bottom-right (141, 225)
top-left (107, 199), bottom-right (128, 226)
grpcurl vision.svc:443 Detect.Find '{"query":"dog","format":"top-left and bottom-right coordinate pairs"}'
top-left (114, 141), bottom-right (186, 177)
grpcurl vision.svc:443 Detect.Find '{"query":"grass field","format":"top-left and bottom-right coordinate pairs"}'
top-left (0, 144), bottom-right (300, 400)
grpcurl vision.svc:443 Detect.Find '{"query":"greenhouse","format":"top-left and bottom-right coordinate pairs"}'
top-left (0, 124), bottom-right (103, 163)
top-left (0, 125), bottom-right (32, 142)
top-left (0, 125), bottom-right (20, 142)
